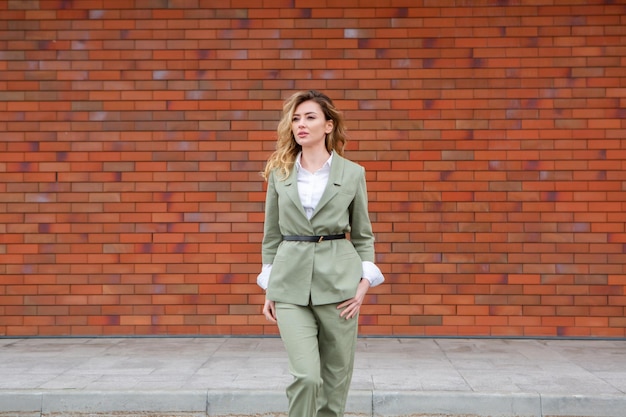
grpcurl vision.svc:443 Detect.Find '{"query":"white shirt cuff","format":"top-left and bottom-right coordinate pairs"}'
top-left (256, 264), bottom-right (272, 290)
top-left (362, 261), bottom-right (384, 287)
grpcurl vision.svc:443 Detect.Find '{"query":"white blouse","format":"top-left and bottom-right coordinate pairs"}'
top-left (257, 153), bottom-right (384, 290)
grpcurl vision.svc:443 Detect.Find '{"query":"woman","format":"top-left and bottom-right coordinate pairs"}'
top-left (257, 90), bottom-right (384, 417)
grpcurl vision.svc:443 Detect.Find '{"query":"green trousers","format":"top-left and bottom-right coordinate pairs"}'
top-left (276, 302), bottom-right (359, 417)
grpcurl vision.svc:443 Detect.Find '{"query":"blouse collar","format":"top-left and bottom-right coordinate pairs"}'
top-left (295, 151), bottom-right (333, 172)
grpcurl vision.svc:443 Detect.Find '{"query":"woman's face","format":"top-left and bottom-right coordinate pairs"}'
top-left (292, 100), bottom-right (333, 151)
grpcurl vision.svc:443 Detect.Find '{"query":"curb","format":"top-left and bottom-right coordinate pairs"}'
top-left (1, 390), bottom-right (625, 417)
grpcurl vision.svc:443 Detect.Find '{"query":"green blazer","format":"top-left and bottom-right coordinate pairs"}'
top-left (262, 154), bottom-right (375, 306)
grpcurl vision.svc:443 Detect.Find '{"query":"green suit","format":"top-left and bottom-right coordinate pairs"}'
top-left (261, 154), bottom-right (376, 417)
top-left (262, 154), bottom-right (375, 306)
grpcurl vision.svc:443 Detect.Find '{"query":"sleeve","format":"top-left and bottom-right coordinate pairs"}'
top-left (256, 264), bottom-right (272, 290)
top-left (261, 171), bottom-right (282, 265)
top-left (350, 167), bottom-right (385, 287)
top-left (349, 166), bottom-right (375, 263)
top-left (361, 261), bottom-right (385, 287)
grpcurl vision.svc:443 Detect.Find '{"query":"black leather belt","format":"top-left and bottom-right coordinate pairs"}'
top-left (282, 234), bottom-right (346, 243)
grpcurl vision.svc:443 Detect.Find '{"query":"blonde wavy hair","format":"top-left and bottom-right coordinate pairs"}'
top-left (262, 90), bottom-right (347, 181)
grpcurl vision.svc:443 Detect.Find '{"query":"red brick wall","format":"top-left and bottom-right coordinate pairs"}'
top-left (1, 0), bottom-right (625, 337)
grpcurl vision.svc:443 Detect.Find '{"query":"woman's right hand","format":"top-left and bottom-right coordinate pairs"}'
top-left (263, 298), bottom-right (277, 323)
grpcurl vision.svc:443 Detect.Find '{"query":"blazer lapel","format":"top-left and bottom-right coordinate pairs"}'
top-left (310, 154), bottom-right (344, 220)
top-left (282, 166), bottom-right (308, 220)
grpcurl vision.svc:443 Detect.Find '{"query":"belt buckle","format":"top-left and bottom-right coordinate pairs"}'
top-left (317, 235), bottom-right (324, 243)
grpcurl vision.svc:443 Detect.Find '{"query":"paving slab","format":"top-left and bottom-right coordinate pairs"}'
top-left (0, 337), bottom-right (625, 416)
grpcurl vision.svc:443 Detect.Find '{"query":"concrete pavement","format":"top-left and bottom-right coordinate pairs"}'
top-left (0, 336), bottom-right (625, 417)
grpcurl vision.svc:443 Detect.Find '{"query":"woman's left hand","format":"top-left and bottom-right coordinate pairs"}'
top-left (338, 278), bottom-right (371, 320)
